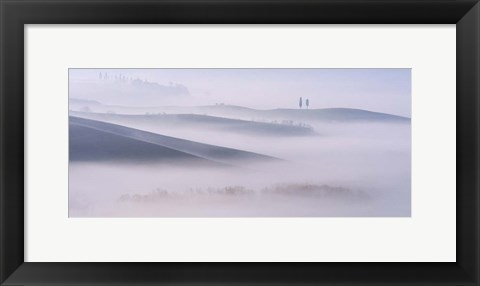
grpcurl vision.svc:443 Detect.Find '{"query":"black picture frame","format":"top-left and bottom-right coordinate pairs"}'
top-left (1, 0), bottom-right (479, 285)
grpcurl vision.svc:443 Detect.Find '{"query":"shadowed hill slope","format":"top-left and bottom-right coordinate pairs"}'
top-left (70, 123), bottom-right (217, 165)
top-left (69, 116), bottom-right (278, 164)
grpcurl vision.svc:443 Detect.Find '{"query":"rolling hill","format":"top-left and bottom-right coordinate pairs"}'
top-left (69, 116), bottom-right (278, 165)
top-left (196, 105), bottom-right (410, 122)
top-left (70, 112), bottom-right (315, 136)
top-left (69, 100), bottom-right (410, 123)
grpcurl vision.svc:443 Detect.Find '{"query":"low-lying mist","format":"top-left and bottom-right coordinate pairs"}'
top-left (69, 120), bottom-right (410, 217)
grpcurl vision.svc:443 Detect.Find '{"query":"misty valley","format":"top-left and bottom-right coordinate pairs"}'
top-left (69, 101), bottom-right (411, 217)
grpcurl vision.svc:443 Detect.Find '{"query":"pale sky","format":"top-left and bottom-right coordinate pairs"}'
top-left (70, 68), bottom-right (411, 117)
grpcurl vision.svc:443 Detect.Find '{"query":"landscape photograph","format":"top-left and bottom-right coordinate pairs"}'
top-left (69, 68), bottom-right (411, 217)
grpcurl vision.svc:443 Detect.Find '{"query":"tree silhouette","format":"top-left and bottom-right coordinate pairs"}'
top-left (299, 97), bottom-right (303, 109)
top-left (306, 98), bottom-right (310, 109)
